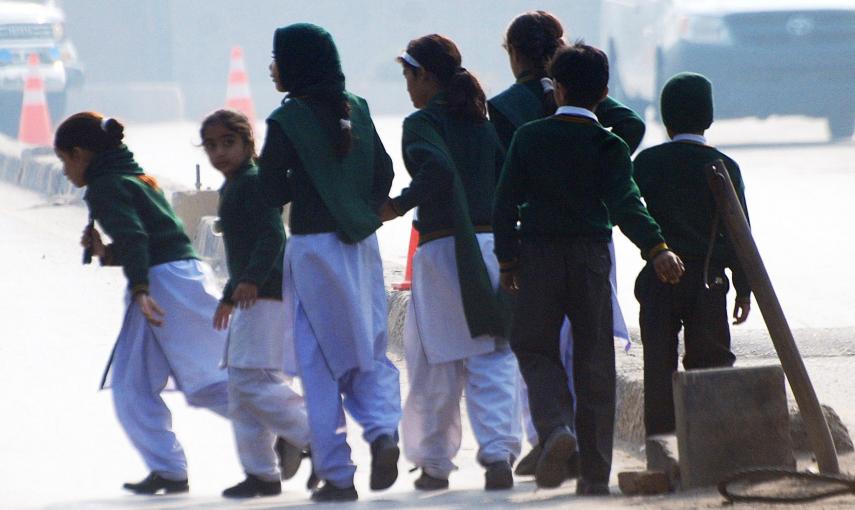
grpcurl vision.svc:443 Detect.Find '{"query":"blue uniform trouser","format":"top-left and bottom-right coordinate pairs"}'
top-left (294, 303), bottom-right (402, 488)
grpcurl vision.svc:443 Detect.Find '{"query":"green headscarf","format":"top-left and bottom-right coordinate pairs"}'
top-left (660, 72), bottom-right (714, 133)
top-left (273, 23), bottom-right (345, 100)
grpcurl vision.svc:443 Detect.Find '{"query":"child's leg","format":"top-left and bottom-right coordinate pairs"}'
top-left (636, 263), bottom-right (683, 436)
top-left (111, 307), bottom-right (187, 480)
top-left (340, 354), bottom-right (401, 445)
top-left (464, 344), bottom-right (523, 467)
top-left (293, 303), bottom-right (354, 489)
top-left (683, 266), bottom-right (736, 369)
top-left (565, 240), bottom-right (615, 485)
top-left (400, 325), bottom-right (466, 480)
top-left (510, 240), bottom-right (573, 441)
top-left (227, 368), bottom-right (280, 481)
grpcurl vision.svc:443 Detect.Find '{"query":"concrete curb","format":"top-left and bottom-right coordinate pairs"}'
top-left (0, 137), bottom-right (84, 200)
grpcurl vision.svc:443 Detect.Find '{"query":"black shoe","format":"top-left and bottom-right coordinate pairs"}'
top-left (514, 444), bottom-right (542, 476)
top-left (484, 460), bottom-right (514, 490)
top-left (576, 478), bottom-right (610, 496)
top-left (275, 437), bottom-right (305, 480)
top-left (369, 434), bottom-right (399, 491)
top-left (311, 482), bottom-right (358, 502)
top-left (222, 474), bottom-right (281, 499)
top-left (535, 426), bottom-right (577, 489)
top-left (565, 451), bottom-right (581, 480)
top-left (122, 472), bottom-right (189, 495)
top-left (414, 470), bottom-right (449, 491)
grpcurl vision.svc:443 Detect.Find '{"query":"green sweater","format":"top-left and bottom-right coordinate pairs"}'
top-left (488, 75), bottom-right (646, 152)
top-left (390, 93), bottom-right (504, 235)
top-left (633, 140), bottom-right (751, 298)
top-left (83, 146), bottom-right (196, 292)
top-left (493, 115), bottom-right (664, 264)
top-left (218, 162), bottom-right (285, 303)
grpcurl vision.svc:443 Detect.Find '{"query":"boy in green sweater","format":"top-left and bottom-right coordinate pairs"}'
top-left (633, 73), bottom-right (751, 439)
top-left (493, 43), bottom-right (684, 493)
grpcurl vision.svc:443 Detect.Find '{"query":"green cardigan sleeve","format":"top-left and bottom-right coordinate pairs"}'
top-left (596, 96), bottom-right (646, 153)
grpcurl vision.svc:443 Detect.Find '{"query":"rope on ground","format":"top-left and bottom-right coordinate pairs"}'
top-left (718, 467), bottom-right (855, 504)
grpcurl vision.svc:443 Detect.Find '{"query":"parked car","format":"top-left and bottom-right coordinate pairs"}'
top-left (601, 0), bottom-right (855, 139)
top-left (0, 0), bottom-right (83, 137)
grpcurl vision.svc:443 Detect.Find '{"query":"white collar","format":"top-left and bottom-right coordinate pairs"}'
top-left (671, 133), bottom-right (708, 145)
top-left (554, 106), bottom-right (599, 123)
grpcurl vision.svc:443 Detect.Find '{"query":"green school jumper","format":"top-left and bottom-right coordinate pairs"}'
top-left (83, 146), bottom-right (196, 295)
top-left (488, 73), bottom-right (646, 152)
top-left (218, 162), bottom-right (285, 304)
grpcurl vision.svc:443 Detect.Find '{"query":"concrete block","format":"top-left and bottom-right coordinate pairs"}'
top-left (646, 434), bottom-right (679, 489)
top-left (790, 403), bottom-right (854, 453)
top-left (618, 471), bottom-right (671, 495)
top-left (615, 370), bottom-right (645, 444)
top-left (172, 190), bottom-right (219, 241)
top-left (386, 290), bottom-right (409, 356)
top-left (674, 365), bottom-right (794, 488)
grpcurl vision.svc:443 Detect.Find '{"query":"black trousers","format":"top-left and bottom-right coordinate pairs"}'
top-left (510, 238), bottom-right (615, 484)
top-left (635, 261), bottom-right (736, 437)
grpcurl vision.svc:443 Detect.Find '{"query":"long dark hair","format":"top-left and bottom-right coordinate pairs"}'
top-left (54, 112), bottom-right (125, 153)
top-left (273, 23), bottom-right (352, 158)
top-left (401, 34), bottom-right (487, 123)
top-left (505, 11), bottom-right (565, 113)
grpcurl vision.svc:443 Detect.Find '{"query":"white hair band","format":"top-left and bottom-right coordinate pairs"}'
top-left (100, 117), bottom-right (111, 131)
top-left (540, 77), bottom-right (555, 94)
top-left (400, 52), bottom-right (421, 68)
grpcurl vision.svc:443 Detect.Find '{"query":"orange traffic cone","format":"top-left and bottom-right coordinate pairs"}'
top-left (392, 227), bottom-right (419, 291)
top-left (18, 53), bottom-right (53, 146)
top-left (225, 46), bottom-right (256, 126)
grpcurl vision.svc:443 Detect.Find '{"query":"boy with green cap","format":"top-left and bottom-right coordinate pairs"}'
top-left (493, 43), bottom-right (684, 494)
top-left (633, 72), bottom-right (751, 439)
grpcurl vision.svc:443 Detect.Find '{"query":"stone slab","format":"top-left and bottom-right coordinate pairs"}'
top-left (674, 365), bottom-right (795, 488)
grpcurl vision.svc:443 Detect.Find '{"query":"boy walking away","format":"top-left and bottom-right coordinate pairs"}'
top-left (633, 72), bottom-right (751, 439)
top-left (493, 43), bottom-right (684, 494)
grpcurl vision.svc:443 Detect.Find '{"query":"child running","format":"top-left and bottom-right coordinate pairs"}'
top-left (201, 109), bottom-right (310, 498)
top-left (56, 112), bottom-right (230, 495)
top-left (381, 34), bottom-right (522, 491)
top-left (258, 23), bottom-right (402, 503)
top-left (633, 72), bottom-right (751, 439)
top-left (493, 44), bottom-right (684, 494)
top-left (488, 10), bottom-right (642, 481)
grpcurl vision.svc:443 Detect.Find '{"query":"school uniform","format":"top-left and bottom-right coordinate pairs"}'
top-left (217, 162), bottom-right (309, 482)
top-left (259, 91), bottom-right (401, 490)
top-left (493, 106), bottom-right (666, 485)
top-left (634, 131), bottom-right (750, 437)
top-left (87, 146), bottom-right (229, 482)
top-left (388, 94), bottom-right (522, 480)
top-left (489, 79), bottom-right (639, 447)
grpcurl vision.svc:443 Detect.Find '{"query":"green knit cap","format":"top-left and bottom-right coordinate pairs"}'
top-left (660, 72), bottom-right (713, 133)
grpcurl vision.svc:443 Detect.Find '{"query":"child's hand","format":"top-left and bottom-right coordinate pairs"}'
top-left (733, 298), bottom-right (750, 325)
top-left (231, 282), bottom-right (259, 309)
top-left (81, 226), bottom-right (106, 258)
top-left (378, 200), bottom-right (399, 222)
top-left (653, 250), bottom-right (684, 284)
top-left (499, 270), bottom-right (519, 294)
top-left (135, 293), bottom-right (165, 327)
top-left (213, 302), bottom-right (234, 330)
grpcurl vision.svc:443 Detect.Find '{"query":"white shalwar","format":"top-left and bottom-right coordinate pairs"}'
top-left (283, 232), bottom-right (402, 488)
top-left (520, 241), bottom-right (631, 445)
top-left (223, 299), bottom-right (310, 481)
top-left (101, 259), bottom-right (229, 481)
top-left (402, 233), bottom-right (522, 479)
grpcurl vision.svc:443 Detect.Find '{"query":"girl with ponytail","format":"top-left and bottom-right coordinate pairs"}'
top-left (381, 34), bottom-right (521, 492)
top-left (257, 23), bottom-right (401, 503)
top-left (55, 112), bottom-right (231, 495)
top-left (490, 10), bottom-right (644, 487)
top-left (489, 10), bottom-right (646, 152)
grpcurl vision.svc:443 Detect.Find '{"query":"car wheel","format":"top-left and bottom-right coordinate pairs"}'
top-left (47, 91), bottom-right (68, 125)
top-left (827, 112), bottom-right (855, 141)
top-left (0, 91), bottom-right (23, 138)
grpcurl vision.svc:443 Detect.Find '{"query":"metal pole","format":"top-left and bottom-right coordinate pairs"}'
top-left (705, 159), bottom-right (839, 474)
top-left (195, 163), bottom-right (201, 191)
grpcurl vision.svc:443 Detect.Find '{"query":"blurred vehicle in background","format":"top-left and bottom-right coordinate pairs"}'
top-left (0, 0), bottom-right (82, 137)
top-left (602, 0), bottom-right (855, 139)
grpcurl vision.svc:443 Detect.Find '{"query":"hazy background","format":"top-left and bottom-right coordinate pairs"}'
top-left (61, 0), bottom-right (601, 120)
